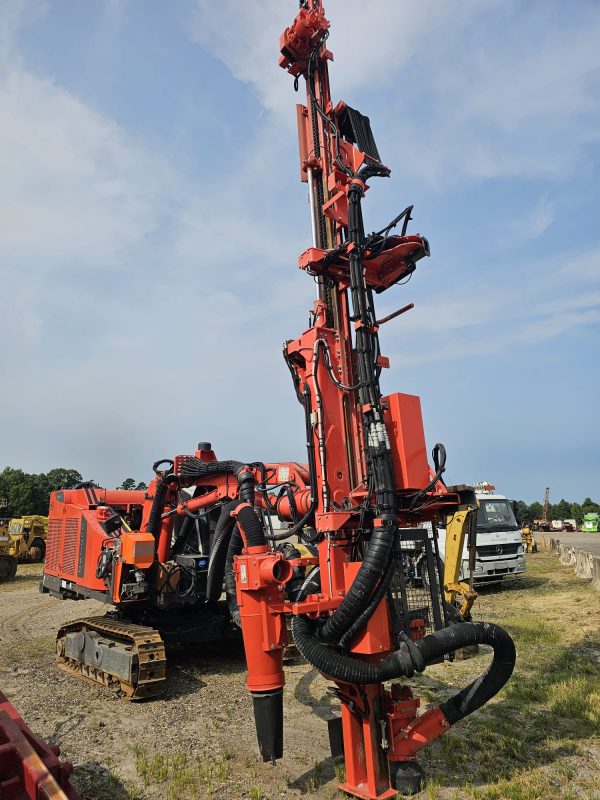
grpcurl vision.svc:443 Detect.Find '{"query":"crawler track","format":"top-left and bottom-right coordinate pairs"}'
top-left (56, 616), bottom-right (166, 700)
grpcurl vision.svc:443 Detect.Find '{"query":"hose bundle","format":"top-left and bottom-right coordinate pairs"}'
top-left (176, 457), bottom-right (255, 504)
top-left (292, 616), bottom-right (516, 725)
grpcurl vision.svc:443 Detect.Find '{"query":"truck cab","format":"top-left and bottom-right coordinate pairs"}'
top-left (438, 483), bottom-right (526, 583)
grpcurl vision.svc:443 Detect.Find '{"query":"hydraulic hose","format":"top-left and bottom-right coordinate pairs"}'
top-left (317, 524), bottom-right (396, 643)
top-left (209, 501), bottom-right (268, 604)
top-left (176, 457), bottom-right (255, 504)
top-left (224, 525), bottom-right (243, 626)
top-left (314, 178), bottom-right (399, 645)
top-left (146, 479), bottom-right (169, 542)
top-left (338, 552), bottom-right (397, 649)
top-left (292, 617), bottom-right (515, 725)
top-left (224, 503), bottom-right (272, 625)
top-left (235, 504), bottom-right (267, 548)
top-left (206, 501), bottom-right (240, 602)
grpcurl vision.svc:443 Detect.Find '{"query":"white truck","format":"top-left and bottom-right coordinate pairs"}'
top-left (438, 482), bottom-right (526, 583)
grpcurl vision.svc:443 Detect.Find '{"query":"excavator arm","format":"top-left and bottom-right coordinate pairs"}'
top-left (442, 487), bottom-right (478, 618)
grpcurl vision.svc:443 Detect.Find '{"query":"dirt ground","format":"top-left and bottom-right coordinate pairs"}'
top-left (1, 553), bottom-right (599, 800)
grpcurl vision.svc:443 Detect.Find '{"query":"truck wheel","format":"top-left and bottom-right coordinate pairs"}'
top-left (29, 538), bottom-right (46, 562)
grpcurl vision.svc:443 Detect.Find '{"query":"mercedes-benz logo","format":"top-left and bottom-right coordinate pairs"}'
top-left (496, 545), bottom-right (503, 554)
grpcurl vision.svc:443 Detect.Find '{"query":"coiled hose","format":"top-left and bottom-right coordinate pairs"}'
top-left (292, 616), bottom-right (515, 725)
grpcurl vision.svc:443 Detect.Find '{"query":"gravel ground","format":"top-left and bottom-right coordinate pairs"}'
top-left (2, 557), bottom-right (599, 800)
top-left (0, 564), bottom-right (338, 800)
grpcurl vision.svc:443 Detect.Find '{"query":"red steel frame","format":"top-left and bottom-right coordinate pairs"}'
top-left (228, 4), bottom-right (462, 798)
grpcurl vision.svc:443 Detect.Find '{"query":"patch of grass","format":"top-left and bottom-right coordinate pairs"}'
top-left (420, 552), bottom-right (600, 800)
top-left (333, 759), bottom-right (345, 783)
top-left (501, 616), bottom-right (561, 644)
top-left (249, 787), bottom-right (264, 800)
top-left (548, 676), bottom-right (600, 730)
top-left (132, 747), bottom-right (230, 799)
top-left (0, 635), bottom-right (55, 668)
top-left (472, 770), bottom-right (581, 800)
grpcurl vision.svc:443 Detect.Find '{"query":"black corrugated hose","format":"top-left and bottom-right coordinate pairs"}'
top-left (292, 615), bottom-right (516, 725)
top-left (146, 478), bottom-right (169, 541)
top-left (208, 502), bottom-right (268, 603)
top-left (206, 500), bottom-right (240, 602)
top-left (316, 177), bottom-right (399, 644)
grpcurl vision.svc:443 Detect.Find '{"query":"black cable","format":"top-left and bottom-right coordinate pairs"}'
top-left (408, 444), bottom-right (447, 511)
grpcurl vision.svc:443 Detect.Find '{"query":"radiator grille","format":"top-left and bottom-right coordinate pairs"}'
top-left (62, 518), bottom-right (79, 575)
top-left (45, 518), bottom-right (62, 571)
top-left (477, 543), bottom-right (520, 559)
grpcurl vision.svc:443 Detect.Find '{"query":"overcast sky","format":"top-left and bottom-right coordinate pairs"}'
top-left (1, 0), bottom-right (599, 503)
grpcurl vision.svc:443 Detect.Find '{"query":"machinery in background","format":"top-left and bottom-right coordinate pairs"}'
top-left (562, 519), bottom-right (577, 532)
top-left (0, 690), bottom-right (81, 799)
top-left (0, 516), bottom-right (17, 581)
top-left (0, 515), bottom-right (48, 582)
top-left (533, 487), bottom-right (551, 532)
top-left (439, 483), bottom-right (525, 582)
top-left (438, 491), bottom-right (478, 618)
top-left (582, 512), bottom-right (599, 533)
top-left (6, 515), bottom-right (48, 562)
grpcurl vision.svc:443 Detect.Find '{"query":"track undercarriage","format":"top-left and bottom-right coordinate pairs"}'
top-left (56, 616), bottom-right (167, 700)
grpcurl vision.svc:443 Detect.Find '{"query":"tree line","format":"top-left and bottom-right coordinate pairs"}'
top-left (513, 497), bottom-right (600, 526)
top-left (1, 465), bottom-right (597, 525)
top-left (0, 467), bottom-right (147, 518)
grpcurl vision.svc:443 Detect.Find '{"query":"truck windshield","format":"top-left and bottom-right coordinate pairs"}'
top-left (9, 523), bottom-right (22, 534)
top-left (477, 500), bottom-right (520, 533)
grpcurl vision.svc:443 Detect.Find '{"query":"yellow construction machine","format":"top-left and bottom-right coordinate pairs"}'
top-left (440, 487), bottom-right (479, 619)
top-left (0, 515), bottom-right (48, 581)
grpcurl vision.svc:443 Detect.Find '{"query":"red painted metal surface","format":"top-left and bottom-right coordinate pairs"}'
top-left (0, 692), bottom-right (81, 800)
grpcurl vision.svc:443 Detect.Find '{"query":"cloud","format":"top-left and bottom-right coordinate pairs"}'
top-left (189, 0), bottom-right (600, 185)
top-left (385, 246), bottom-right (600, 366)
top-left (500, 195), bottom-right (555, 245)
top-left (0, 0), bottom-right (316, 483)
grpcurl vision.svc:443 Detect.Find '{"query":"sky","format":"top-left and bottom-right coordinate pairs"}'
top-left (0, 0), bottom-right (599, 504)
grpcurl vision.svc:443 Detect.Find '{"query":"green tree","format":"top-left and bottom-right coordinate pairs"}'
top-left (582, 497), bottom-right (600, 515)
top-left (555, 499), bottom-right (571, 520)
top-left (0, 466), bottom-right (83, 517)
top-left (570, 502), bottom-right (583, 526)
top-left (528, 501), bottom-right (543, 520)
top-left (46, 468), bottom-right (83, 490)
top-left (118, 478), bottom-right (147, 491)
top-left (513, 500), bottom-right (529, 523)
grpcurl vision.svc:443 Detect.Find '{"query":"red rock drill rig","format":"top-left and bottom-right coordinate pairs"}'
top-left (41, 3), bottom-right (515, 797)
top-left (230, 3), bottom-right (516, 796)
